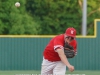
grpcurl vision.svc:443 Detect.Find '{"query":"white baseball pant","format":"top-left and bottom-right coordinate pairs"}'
top-left (41, 57), bottom-right (66, 75)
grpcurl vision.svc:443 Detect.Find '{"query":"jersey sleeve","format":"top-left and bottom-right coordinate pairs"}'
top-left (53, 36), bottom-right (64, 51)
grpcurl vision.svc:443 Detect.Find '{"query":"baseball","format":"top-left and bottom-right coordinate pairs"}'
top-left (15, 2), bottom-right (20, 7)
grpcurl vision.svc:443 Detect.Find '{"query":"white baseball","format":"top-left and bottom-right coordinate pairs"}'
top-left (15, 2), bottom-right (20, 7)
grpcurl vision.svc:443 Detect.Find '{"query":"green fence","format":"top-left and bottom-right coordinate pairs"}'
top-left (0, 20), bottom-right (100, 70)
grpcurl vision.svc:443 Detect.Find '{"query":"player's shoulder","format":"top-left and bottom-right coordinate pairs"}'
top-left (55, 34), bottom-right (64, 38)
top-left (52, 34), bottom-right (64, 41)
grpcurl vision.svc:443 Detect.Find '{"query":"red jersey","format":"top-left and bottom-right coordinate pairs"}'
top-left (43, 34), bottom-right (77, 61)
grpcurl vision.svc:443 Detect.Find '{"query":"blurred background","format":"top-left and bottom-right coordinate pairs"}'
top-left (0, 0), bottom-right (100, 75)
top-left (0, 0), bottom-right (100, 35)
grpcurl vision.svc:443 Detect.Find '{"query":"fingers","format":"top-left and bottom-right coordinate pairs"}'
top-left (69, 68), bottom-right (74, 72)
top-left (70, 67), bottom-right (74, 72)
top-left (68, 65), bottom-right (74, 72)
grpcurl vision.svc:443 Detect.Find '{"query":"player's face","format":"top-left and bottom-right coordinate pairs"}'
top-left (65, 35), bottom-right (74, 43)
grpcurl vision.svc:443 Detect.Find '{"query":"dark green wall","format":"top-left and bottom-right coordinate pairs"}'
top-left (0, 21), bottom-right (100, 70)
top-left (0, 38), bottom-right (51, 70)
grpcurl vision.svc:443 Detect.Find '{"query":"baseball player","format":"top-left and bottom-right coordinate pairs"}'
top-left (41, 27), bottom-right (77, 75)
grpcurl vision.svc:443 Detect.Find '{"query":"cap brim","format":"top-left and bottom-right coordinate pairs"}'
top-left (67, 34), bottom-right (76, 38)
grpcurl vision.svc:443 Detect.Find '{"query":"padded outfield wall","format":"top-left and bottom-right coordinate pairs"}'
top-left (0, 19), bottom-right (100, 70)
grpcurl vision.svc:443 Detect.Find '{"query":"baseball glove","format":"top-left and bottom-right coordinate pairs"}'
top-left (64, 42), bottom-right (75, 58)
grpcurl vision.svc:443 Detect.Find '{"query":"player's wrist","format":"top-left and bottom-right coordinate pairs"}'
top-left (66, 64), bottom-right (71, 67)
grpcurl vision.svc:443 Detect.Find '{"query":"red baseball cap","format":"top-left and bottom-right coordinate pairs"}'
top-left (65, 27), bottom-right (76, 38)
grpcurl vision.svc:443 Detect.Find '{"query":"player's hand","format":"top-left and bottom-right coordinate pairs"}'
top-left (67, 65), bottom-right (74, 72)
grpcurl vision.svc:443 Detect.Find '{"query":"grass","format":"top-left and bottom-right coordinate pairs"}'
top-left (0, 70), bottom-right (100, 75)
